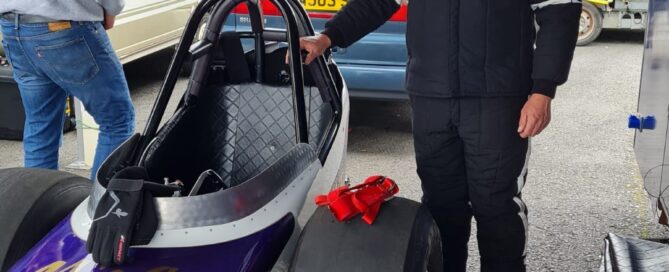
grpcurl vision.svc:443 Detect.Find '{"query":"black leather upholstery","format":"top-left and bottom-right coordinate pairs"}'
top-left (200, 83), bottom-right (295, 186)
top-left (141, 31), bottom-right (331, 188)
top-left (142, 83), bottom-right (328, 187)
top-left (600, 233), bottom-right (669, 272)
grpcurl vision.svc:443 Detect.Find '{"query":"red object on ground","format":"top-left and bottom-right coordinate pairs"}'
top-left (315, 176), bottom-right (399, 224)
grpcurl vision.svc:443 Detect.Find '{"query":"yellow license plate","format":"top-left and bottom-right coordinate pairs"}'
top-left (301, 0), bottom-right (347, 12)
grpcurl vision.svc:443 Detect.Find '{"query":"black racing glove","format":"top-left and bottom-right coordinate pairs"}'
top-left (86, 167), bottom-right (178, 267)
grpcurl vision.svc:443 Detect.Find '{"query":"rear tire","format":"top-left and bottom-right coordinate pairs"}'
top-left (0, 168), bottom-right (90, 271)
top-left (577, 2), bottom-right (603, 46)
top-left (290, 197), bottom-right (442, 272)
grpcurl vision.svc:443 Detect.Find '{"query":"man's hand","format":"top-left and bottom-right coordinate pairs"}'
top-left (299, 34), bottom-right (332, 65)
top-left (518, 94), bottom-right (552, 138)
top-left (103, 11), bottom-right (116, 30)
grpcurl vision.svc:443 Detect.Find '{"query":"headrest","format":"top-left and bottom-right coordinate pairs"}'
top-left (220, 31), bottom-right (251, 83)
top-left (246, 43), bottom-right (317, 86)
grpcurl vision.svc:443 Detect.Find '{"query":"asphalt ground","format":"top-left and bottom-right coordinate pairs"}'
top-left (0, 30), bottom-right (664, 271)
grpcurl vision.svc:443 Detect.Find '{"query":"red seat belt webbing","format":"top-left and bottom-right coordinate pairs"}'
top-left (314, 176), bottom-right (399, 224)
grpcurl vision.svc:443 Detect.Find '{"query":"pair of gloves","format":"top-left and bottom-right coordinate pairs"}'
top-left (86, 167), bottom-right (180, 267)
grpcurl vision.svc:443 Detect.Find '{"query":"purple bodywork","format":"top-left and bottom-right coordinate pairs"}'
top-left (10, 214), bottom-right (295, 272)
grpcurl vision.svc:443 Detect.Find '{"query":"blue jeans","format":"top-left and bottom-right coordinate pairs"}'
top-left (1, 20), bottom-right (135, 180)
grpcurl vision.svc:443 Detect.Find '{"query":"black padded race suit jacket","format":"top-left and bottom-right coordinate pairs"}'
top-left (321, 0), bottom-right (582, 98)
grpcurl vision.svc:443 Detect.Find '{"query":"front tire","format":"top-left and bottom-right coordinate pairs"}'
top-left (577, 2), bottom-right (603, 46)
top-left (0, 168), bottom-right (90, 271)
top-left (290, 197), bottom-right (442, 272)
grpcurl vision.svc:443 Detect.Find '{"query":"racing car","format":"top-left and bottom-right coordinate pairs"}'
top-left (0, 0), bottom-right (441, 271)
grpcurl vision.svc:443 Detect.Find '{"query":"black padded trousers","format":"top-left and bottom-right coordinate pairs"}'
top-left (410, 96), bottom-right (530, 272)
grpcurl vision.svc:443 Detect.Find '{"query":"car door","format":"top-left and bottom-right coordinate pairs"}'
top-left (107, 0), bottom-right (198, 64)
top-left (228, 0), bottom-right (409, 99)
top-left (303, 0), bottom-right (408, 67)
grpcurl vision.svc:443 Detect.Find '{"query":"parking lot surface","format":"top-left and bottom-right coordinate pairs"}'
top-left (0, 30), bottom-right (663, 271)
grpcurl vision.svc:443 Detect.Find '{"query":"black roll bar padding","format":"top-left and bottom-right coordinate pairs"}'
top-left (263, 30), bottom-right (288, 41)
top-left (284, 0), bottom-right (311, 36)
top-left (246, 0), bottom-right (266, 82)
top-left (189, 41), bottom-right (215, 61)
top-left (283, 0), bottom-right (332, 61)
top-left (281, 0), bottom-right (342, 162)
top-left (254, 32), bottom-right (265, 82)
top-left (135, 0), bottom-right (218, 165)
top-left (239, 30), bottom-right (288, 42)
top-left (246, 0), bottom-right (265, 33)
top-left (266, 0), bottom-right (310, 144)
top-left (188, 0), bottom-right (241, 98)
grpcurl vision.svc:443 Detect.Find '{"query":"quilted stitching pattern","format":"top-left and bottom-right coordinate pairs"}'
top-left (199, 86), bottom-right (240, 186)
top-left (229, 84), bottom-right (297, 185)
top-left (600, 233), bottom-right (669, 271)
top-left (142, 82), bottom-right (331, 187)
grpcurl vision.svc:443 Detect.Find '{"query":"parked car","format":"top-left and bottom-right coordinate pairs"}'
top-left (0, 0), bottom-right (198, 64)
top-left (0, 0), bottom-right (199, 140)
top-left (228, 0), bottom-right (409, 100)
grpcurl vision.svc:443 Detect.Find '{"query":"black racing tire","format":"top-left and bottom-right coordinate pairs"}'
top-left (0, 168), bottom-right (91, 271)
top-left (577, 2), bottom-right (603, 46)
top-left (290, 197), bottom-right (443, 272)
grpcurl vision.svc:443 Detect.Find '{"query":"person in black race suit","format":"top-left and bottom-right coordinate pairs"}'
top-left (299, 0), bottom-right (581, 271)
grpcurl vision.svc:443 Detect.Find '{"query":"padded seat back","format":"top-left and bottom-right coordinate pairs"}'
top-left (141, 32), bottom-right (331, 188)
top-left (199, 83), bottom-right (295, 186)
top-left (198, 82), bottom-right (329, 186)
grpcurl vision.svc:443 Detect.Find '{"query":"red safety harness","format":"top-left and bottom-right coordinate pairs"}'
top-left (315, 176), bottom-right (399, 224)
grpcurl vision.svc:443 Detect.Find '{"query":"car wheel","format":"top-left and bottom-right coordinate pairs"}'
top-left (578, 2), bottom-right (603, 46)
top-left (0, 168), bottom-right (90, 271)
top-left (290, 197), bottom-right (443, 272)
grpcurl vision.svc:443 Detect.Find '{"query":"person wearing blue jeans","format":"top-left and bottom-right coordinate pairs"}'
top-left (0, 0), bottom-right (135, 180)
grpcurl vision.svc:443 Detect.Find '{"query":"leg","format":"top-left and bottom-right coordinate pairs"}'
top-left (18, 84), bottom-right (68, 170)
top-left (1, 25), bottom-right (67, 169)
top-left (24, 22), bottom-right (135, 180)
top-left (410, 95), bottom-right (472, 272)
top-left (458, 97), bottom-right (529, 272)
top-left (74, 23), bottom-right (135, 180)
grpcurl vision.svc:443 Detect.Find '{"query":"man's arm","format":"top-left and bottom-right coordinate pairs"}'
top-left (97, 0), bottom-right (125, 29)
top-left (103, 10), bottom-right (116, 30)
top-left (530, 0), bottom-right (582, 98)
top-left (300, 0), bottom-right (399, 64)
top-left (96, 0), bottom-right (126, 16)
top-left (518, 0), bottom-right (580, 138)
top-left (322, 0), bottom-right (401, 48)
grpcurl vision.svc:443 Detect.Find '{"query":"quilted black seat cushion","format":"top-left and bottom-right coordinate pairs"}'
top-left (142, 82), bottom-right (330, 188)
top-left (600, 233), bottom-right (669, 272)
